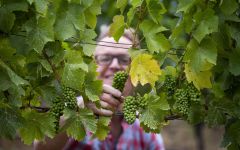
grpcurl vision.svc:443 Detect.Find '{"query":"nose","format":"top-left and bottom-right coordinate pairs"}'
top-left (109, 58), bottom-right (121, 70)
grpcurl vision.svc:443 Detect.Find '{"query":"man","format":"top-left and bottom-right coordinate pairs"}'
top-left (64, 27), bottom-right (165, 150)
top-left (35, 27), bottom-right (165, 150)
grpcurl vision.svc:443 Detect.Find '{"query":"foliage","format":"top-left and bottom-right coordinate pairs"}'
top-left (0, 0), bottom-right (240, 149)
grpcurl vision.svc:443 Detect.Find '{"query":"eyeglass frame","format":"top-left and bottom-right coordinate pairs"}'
top-left (95, 54), bottom-right (131, 66)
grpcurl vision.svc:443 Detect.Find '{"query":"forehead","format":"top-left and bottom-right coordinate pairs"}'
top-left (94, 36), bottom-right (132, 56)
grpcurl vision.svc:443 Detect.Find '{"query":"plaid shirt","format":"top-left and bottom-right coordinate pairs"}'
top-left (64, 120), bottom-right (165, 150)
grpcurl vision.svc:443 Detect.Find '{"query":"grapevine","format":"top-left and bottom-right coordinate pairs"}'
top-left (0, 0), bottom-right (239, 148)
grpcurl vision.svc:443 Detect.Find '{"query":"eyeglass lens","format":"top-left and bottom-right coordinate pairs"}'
top-left (96, 55), bottom-right (130, 66)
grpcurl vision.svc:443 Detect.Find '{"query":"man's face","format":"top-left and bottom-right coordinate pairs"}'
top-left (94, 36), bottom-right (132, 85)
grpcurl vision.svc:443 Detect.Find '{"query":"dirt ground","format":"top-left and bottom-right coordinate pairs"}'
top-left (161, 120), bottom-right (226, 150)
top-left (0, 120), bottom-right (226, 150)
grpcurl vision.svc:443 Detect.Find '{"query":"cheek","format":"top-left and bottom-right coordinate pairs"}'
top-left (96, 66), bottom-right (106, 78)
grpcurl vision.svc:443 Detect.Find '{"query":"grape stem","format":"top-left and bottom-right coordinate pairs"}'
top-left (20, 105), bottom-right (50, 112)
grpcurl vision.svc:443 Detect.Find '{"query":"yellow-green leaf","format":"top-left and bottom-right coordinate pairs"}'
top-left (184, 63), bottom-right (212, 89)
top-left (130, 54), bottom-right (162, 87)
top-left (109, 15), bottom-right (125, 42)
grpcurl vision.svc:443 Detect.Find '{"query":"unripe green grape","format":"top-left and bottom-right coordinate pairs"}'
top-left (163, 75), bottom-right (176, 96)
top-left (63, 86), bottom-right (77, 110)
top-left (136, 94), bottom-right (147, 109)
top-left (112, 71), bottom-right (128, 92)
top-left (186, 82), bottom-right (201, 102)
top-left (123, 96), bottom-right (137, 124)
top-left (50, 96), bottom-right (64, 133)
top-left (174, 89), bottom-right (190, 115)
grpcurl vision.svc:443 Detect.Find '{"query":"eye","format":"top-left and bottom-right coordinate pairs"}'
top-left (119, 56), bottom-right (130, 65)
top-left (99, 55), bottom-right (111, 61)
top-left (96, 55), bottom-right (112, 65)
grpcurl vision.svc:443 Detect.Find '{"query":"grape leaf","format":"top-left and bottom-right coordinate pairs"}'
top-left (184, 63), bottom-right (212, 89)
top-left (39, 59), bottom-right (53, 73)
top-left (37, 85), bottom-right (57, 104)
top-left (9, 35), bottom-right (31, 55)
top-left (64, 109), bottom-right (97, 140)
top-left (229, 51), bottom-right (240, 76)
top-left (130, 54), bottom-right (162, 87)
top-left (84, 9), bottom-right (97, 29)
top-left (4, 0), bottom-right (28, 12)
top-left (81, 0), bottom-right (94, 7)
top-left (228, 24), bottom-right (240, 49)
top-left (0, 71), bottom-right (12, 91)
top-left (0, 7), bottom-right (15, 32)
top-left (116, 0), bottom-right (128, 14)
top-left (205, 105), bottom-right (226, 127)
top-left (146, 0), bottom-right (166, 24)
top-left (127, 7), bottom-right (135, 25)
top-left (193, 9), bottom-right (218, 43)
top-left (184, 38), bottom-right (217, 72)
top-left (176, 0), bottom-right (195, 13)
top-left (85, 79), bottom-right (102, 102)
top-left (84, 62), bottom-right (102, 102)
top-left (0, 103), bottom-right (23, 139)
top-left (0, 37), bottom-right (16, 61)
top-left (80, 29), bottom-right (97, 56)
top-left (93, 116), bottom-right (111, 140)
top-left (19, 109), bottom-right (55, 145)
top-left (130, 0), bottom-right (143, 8)
top-left (0, 59), bottom-right (28, 86)
top-left (158, 93), bottom-right (170, 110)
top-left (139, 20), bottom-right (170, 53)
top-left (87, 0), bottom-right (103, 15)
top-left (34, 0), bottom-right (49, 16)
top-left (62, 63), bottom-right (85, 91)
top-left (24, 17), bottom-right (54, 53)
top-left (27, 0), bottom-right (34, 4)
top-left (220, 0), bottom-right (239, 15)
top-left (84, 0), bottom-right (103, 28)
top-left (62, 42), bottom-right (89, 72)
top-left (109, 15), bottom-right (125, 42)
top-left (139, 94), bottom-right (167, 132)
top-left (225, 121), bottom-right (240, 145)
top-left (55, 3), bottom-right (85, 40)
top-left (68, 4), bottom-right (85, 31)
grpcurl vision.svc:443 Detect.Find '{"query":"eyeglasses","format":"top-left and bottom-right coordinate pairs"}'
top-left (95, 54), bottom-right (131, 66)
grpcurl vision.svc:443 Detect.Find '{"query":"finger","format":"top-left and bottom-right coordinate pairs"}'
top-left (100, 101), bottom-right (114, 110)
top-left (101, 93), bottom-right (120, 107)
top-left (103, 84), bottom-right (122, 98)
top-left (86, 102), bottom-right (113, 116)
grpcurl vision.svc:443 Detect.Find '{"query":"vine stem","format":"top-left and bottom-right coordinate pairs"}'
top-left (115, 112), bottom-right (182, 121)
top-left (42, 49), bottom-right (61, 84)
top-left (20, 106), bottom-right (50, 112)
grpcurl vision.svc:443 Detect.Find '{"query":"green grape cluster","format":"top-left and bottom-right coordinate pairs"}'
top-left (136, 94), bottom-right (147, 109)
top-left (186, 82), bottom-right (201, 102)
top-left (174, 89), bottom-right (190, 115)
top-left (123, 96), bottom-right (137, 124)
top-left (164, 75), bottom-right (176, 96)
top-left (63, 86), bottom-right (77, 110)
top-left (50, 96), bottom-right (64, 132)
top-left (112, 71), bottom-right (128, 92)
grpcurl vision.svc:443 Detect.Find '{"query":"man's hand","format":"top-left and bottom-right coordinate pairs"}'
top-left (86, 84), bottom-right (124, 116)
